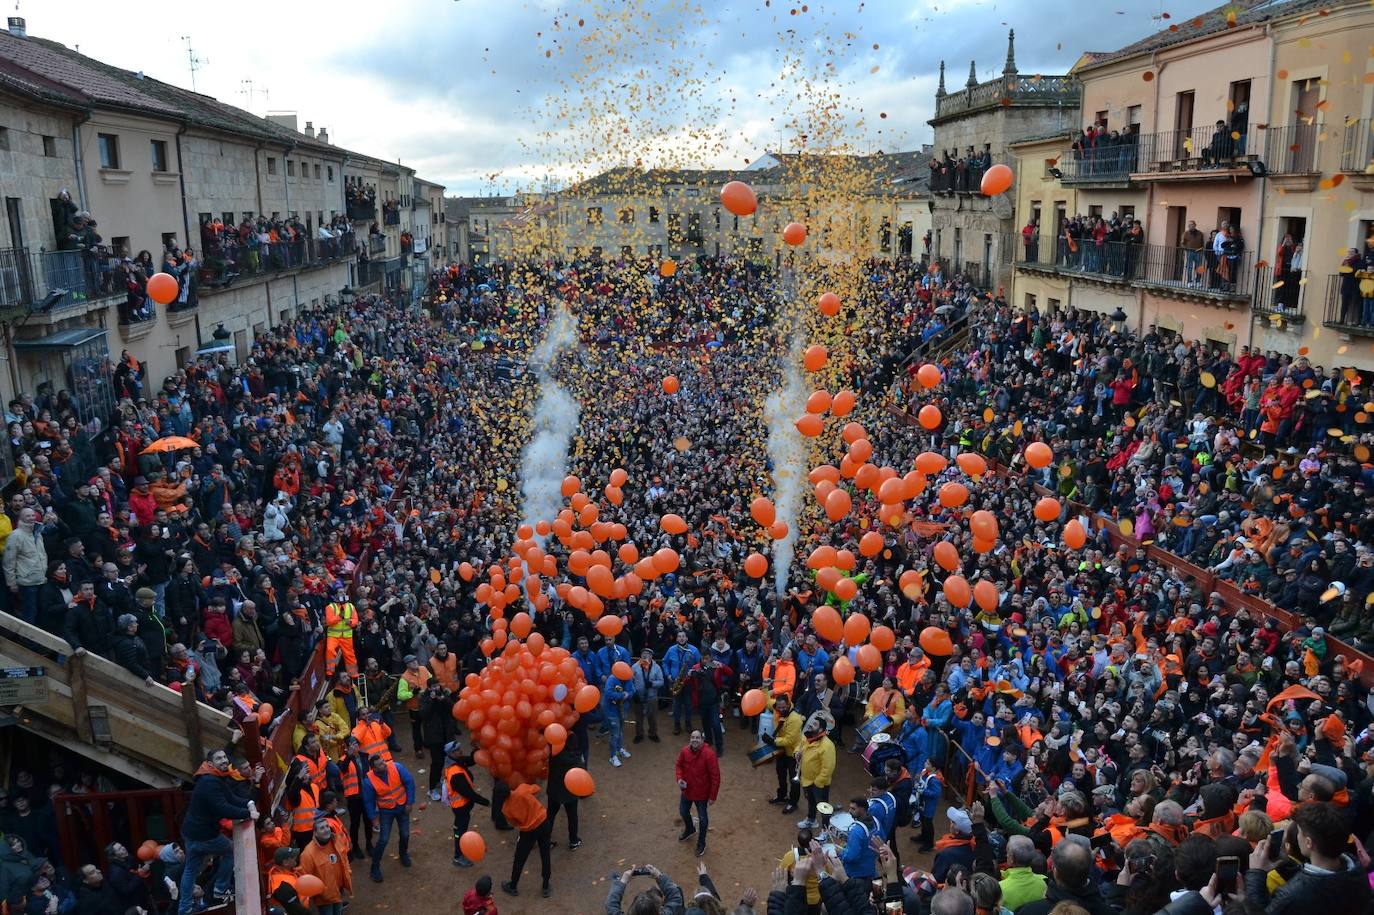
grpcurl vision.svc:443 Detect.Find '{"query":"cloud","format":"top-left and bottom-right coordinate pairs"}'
top-left (30, 0), bottom-right (1219, 195)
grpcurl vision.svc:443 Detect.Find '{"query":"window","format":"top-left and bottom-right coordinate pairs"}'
top-left (1094, 110), bottom-right (1108, 129)
top-left (221, 212), bottom-right (234, 226)
top-left (1127, 105), bottom-right (1142, 127)
top-left (266, 157), bottom-right (277, 175)
top-left (327, 166), bottom-right (334, 181)
top-left (621, 245), bottom-right (633, 258)
top-left (0, 127), bottom-right (9, 151)
top-left (161, 232), bottom-right (178, 251)
top-left (880, 216), bottom-right (892, 253)
top-left (287, 161), bottom-right (296, 177)
top-left (198, 212), bottom-right (212, 227)
top-left (243, 212), bottom-right (254, 223)
top-left (97, 133), bottom-right (120, 169)
top-left (714, 211), bottom-right (721, 231)
top-left (314, 164), bottom-right (321, 180)
top-left (667, 212), bottom-right (682, 242)
top-left (649, 206), bottom-right (660, 223)
top-left (300, 161), bottom-right (308, 177)
top-left (1088, 205), bottom-right (1102, 219)
top-left (150, 139), bottom-right (169, 172)
top-left (618, 207), bottom-right (634, 224)
top-left (1119, 205), bottom-right (1135, 222)
top-left (111, 236), bottom-right (129, 257)
top-left (42, 135), bottom-right (56, 157)
top-left (586, 206), bottom-right (603, 225)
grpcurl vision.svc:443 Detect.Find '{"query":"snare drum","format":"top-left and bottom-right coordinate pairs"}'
top-left (828, 811), bottom-right (855, 844)
top-left (856, 713), bottom-right (892, 744)
top-left (862, 731), bottom-right (892, 767)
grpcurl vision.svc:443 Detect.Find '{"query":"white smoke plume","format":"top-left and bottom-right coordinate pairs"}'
top-left (521, 305), bottom-right (580, 534)
top-left (764, 331), bottom-right (808, 599)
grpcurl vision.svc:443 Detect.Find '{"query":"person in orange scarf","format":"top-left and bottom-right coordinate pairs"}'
top-left (298, 819), bottom-right (352, 915)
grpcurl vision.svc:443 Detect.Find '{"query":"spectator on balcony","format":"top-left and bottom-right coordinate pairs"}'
top-left (1180, 220), bottom-right (1206, 289)
top-left (1021, 218), bottom-right (1039, 263)
top-left (1203, 119), bottom-right (1234, 167)
top-left (1122, 219), bottom-right (1144, 280)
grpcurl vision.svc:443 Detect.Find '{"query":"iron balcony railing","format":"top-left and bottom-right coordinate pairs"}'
top-left (347, 200), bottom-right (376, 221)
top-left (1251, 263), bottom-right (1307, 323)
top-left (1262, 124), bottom-right (1319, 175)
top-left (0, 246), bottom-right (125, 313)
top-left (929, 160), bottom-right (992, 194)
top-left (1324, 270), bottom-right (1374, 333)
top-left (382, 206), bottom-right (401, 227)
top-left (357, 259), bottom-right (386, 288)
top-left (1134, 123), bottom-right (1259, 174)
top-left (1010, 232), bottom-right (1255, 300)
top-left (1056, 139), bottom-right (1141, 183)
top-left (1342, 119), bottom-right (1374, 173)
top-left (197, 230), bottom-right (356, 287)
top-left (368, 235), bottom-right (387, 256)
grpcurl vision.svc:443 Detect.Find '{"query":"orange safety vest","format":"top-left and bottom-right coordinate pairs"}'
top-left (288, 783), bottom-right (320, 834)
top-left (443, 763), bottom-right (472, 809)
top-left (296, 749), bottom-right (328, 790)
top-left (340, 756), bottom-right (362, 797)
top-left (324, 601), bottom-right (356, 637)
top-left (267, 866), bottom-right (299, 898)
top-left (351, 720), bottom-right (393, 762)
top-left (366, 763), bottom-right (408, 809)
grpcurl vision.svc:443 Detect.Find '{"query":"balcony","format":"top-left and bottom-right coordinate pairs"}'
top-left (347, 200), bottom-right (376, 221)
top-left (368, 235), bottom-right (387, 256)
top-left (196, 230), bottom-right (355, 291)
top-left (1250, 264), bottom-right (1306, 326)
top-left (1132, 124), bottom-right (1265, 181)
top-left (1055, 141), bottom-right (1140, 187)
top-left (357, 259), bottom-right (386, 288)
top-left (929, 161), bottom-right (990, 194)
top-left (1323, 270), bottom-right (1374, 336)
top-left (932, 73), bottom-right (1079, 123)
top-left (382, 205), bottom-right (401, 227)
top-left (0, 246), bottom-right (122, 319)
top-left (1011, 233), bottom-right (1255, 304)
top-left (1341, 119), bottom-right (1374, 190)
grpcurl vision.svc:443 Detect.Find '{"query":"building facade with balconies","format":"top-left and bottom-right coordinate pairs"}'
top-left (927, 31), bottom-right (1081, 292)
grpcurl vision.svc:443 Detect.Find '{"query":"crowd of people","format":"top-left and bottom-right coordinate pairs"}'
top-left (197, 216), bottom-right (355, 287)
top-left (0, 245), bottom-right (1371, 915)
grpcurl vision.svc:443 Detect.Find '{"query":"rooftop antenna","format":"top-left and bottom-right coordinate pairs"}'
top-left (180, 36), bottom-right (207, 92)
top-left (238, 80), bottom-right (268, 113)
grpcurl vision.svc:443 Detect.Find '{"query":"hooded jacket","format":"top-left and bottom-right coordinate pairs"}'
top-left (181, 762), bottom-right (251, 843)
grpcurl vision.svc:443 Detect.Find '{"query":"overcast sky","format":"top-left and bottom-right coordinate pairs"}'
top-left (22, 0), bottom-right (1217, 196)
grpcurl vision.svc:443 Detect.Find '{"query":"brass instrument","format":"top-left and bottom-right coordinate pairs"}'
top-left (670, 664), bottom-right (688, 697)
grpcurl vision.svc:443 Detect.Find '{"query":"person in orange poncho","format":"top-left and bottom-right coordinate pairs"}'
top-left (499, 783), bottom-right (550, 898)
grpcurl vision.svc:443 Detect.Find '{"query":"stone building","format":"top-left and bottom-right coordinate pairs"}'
top-left (927, 31), bottom-right (1080, 292)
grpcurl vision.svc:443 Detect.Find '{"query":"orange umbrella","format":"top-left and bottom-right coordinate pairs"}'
top-left (141, 436), bottom-right (199, 454)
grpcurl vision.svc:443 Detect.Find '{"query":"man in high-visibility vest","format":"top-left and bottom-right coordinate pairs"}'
top-left (338, 736), bottom-right (372, 861)
top-left (324, 584), bottom-right (358, 677)
top-left (285, 760), bottom-right (321, 849)
top-left (351, 709), bottom-right (393, 763)
top-left (441, 740), bottom-right (490, 867)
top-left (294, 733), bottom-right (332, 793)
top-left (266, 847), bottom-right (310, 915)
top-left (361, 753), bottom-right (415, 884)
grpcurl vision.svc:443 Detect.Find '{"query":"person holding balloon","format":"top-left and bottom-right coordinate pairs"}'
top-left (297, 819), bottom-right (351, 915)
top-left (602, 662), bottom-right (633, 768)
top-left (441, 740), bottom-right (490, 867)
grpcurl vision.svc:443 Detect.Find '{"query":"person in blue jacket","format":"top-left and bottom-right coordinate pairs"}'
top-left (178, 749), bottom-right (256, 914)
top-left (602, 669), bottom-right (632, 767)
top-left (360, 754), bottom-right (416, 883)
top-left (911, 758), bottom-right (943, 851)
top-left (794, 633), bottom-right (829, 682)
top-left (839, 798), bottom-right (879, 879)
top-left (595, 634), bottom-right (631, 680)
top-left (572, 635), bottom-right (601, 687)
top-left (662, 629), bottom-right (701, 734)
top-left (921, 683), bottom-right (954, 729)
top-left (897, 705), bottom-right (930, 773)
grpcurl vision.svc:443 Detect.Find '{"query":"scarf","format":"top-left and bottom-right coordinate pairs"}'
top-left (934, 833), bottom-right (975, 852)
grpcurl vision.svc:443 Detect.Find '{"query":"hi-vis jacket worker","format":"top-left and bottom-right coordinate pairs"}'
top-left (324, 584), bottom-right (359, 677)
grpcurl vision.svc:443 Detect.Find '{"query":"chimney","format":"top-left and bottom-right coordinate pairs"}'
top-left (303, 121), bottom-right (315, 139)
top-left (6, 17), bottom-right (27, 38)
top-left (318, 128), bottom-right (329, 145)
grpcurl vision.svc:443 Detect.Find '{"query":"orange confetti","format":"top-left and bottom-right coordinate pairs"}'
top-left (1143, 71), bottom-right (1155, 82)
top-left (1278, 69), bottom-right (1289, 79)
top-left (1299, 347), bottom-right (1310, 356)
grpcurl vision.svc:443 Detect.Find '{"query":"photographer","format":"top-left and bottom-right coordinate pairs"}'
top-left (605, 864), bottom-right (683, 915)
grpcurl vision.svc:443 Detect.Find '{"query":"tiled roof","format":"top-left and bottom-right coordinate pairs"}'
top-left (0, 30), bottom-right (181, 115)
top-left (1079, 0), bottom-right (1337, 69)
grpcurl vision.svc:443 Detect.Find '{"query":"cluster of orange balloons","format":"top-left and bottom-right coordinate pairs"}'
top-left (452, 637), bottom-right (592, 787)
top-left (136, 840), bottom-right (163, 862)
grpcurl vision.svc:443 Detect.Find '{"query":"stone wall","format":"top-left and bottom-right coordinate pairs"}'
top-left (0, 100), bottom-right (81, 249)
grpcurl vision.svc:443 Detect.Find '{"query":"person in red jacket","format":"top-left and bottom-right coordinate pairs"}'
top-left (674, 729), bottom-right (720, 857)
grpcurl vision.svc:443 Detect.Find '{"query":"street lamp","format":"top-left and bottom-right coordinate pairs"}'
top-left (1109, 306), bottom-right (1128, 334)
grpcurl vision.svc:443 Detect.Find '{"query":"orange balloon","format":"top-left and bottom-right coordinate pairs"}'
top-left (842, 611), bottom-right (869, 644)
top-left (750, 497), bottom-right (777, 527)
top-left (803, 344), bottom-right (828, 372)
top-left (841, 422), bottom-right (867, 444)
top-left (972, 536), bottom-right (996, 554)
top-left (561, 475), bottom-right (581, 498)
top-left (596, 615), bottom-right (624, 638)
top-left (573, 685), bottom-right (601, 713)
top-left (856, 644), bottom-right (882, 672)
top-left (1063, 519), bottom-right (1087, 550)
top-left (859, 531), bottom-right (884, 556)
top-left (662, 375), bottom-right (680, 395)
top-left (659, 259), bottom-right (677, 278)
top-left (137, 842), bottom-right (160, 862)
top-left (812, 605), bottom-right (843, 642)
top-left (807, 545), bottom-right (838, 569)
top-left (817, 567), bottom-right (842, 592)
top-left (146, 272), bottom-right (179, 305)
top-left (783, 222), bottom-right (807, 245)
top-left (459, 561), bottom-right (475, 581)
top-left (509, 612), bottom-right (533, 638)
top-left (740, 688), bottom-right (767, 716)
top-left (943, 575), bottom-right (972, 607)
top-left (970, 510), bottom-right (999, 542)
top-left (916, 363), bottom-right (942, 388)
top-left (933, 541), bottom-right (960, 572)
top-left (564, 767), bottom-right (595, 797)
top-left (824, 488), bottom-right (852, 521)
top-left (919, 626), bottom-right (953, 657)
top-left (918, 404), bottom-right (943, 430)
top-left (545, 722), bottom-right (567, 747)
top-left (980, 163), bottom-right (1014, 196)
top-left (612, 660), bottom-right (633, 681)
top-left (806, 390), bottom-right (832, 414)
top-left (1025, 441), bottom-right (1054, 469)
top-left (257, 703), bottom-right (274, 726)
top-left (795, 413), bottom-right (823, 437)
top-left (877, 477), bottom-right (905, 505)
top-left (1034, 497), bottom-right (1061, 522)
top-left (609, 468), bottom-right (628, 487)
top-left (834, 577), bottom-right (858, 602)
top-left (768, 520), bottom-right (789, 540)
top-left (295, 874), bottom-right (325, 897)
top-left (854, 463), bottom-right (880, 492)
top-left (744, 552), bottom-right (769, 578)
top-left (915, 452), bottom-right (947, 475)
top-left (833, 656), bottom-right (856, 685)
top-left (458, 831), bottom-right (486, 862)
top-left (973, 579), bottom-right (999, 612)
top-left (848, 438), bottom-right (874, 464)
top-left (660, 513), bottom-right (688, 535)
top-left (818, 291), bottom-right (841, 316)
top-left (870, 625), bottom-right (895, 651)
top-left (652, 548), bottom-right (680, 574)
top-left (831, 389), bottom-right (856, 417)
top-left (956, 453), bottom-right (987, 478)
top-left (809, 464), bottom-right (841, 484)
top-left (618, 543), bottom-right (639, 565)
top-left (899, 569), bottom-right (921, 598)
top-left (938, 481), bottom-right (969, 508)
top-left (605, 484), bottom-right (624, 506)
top-left (720, 180), bottom-right (758, 216)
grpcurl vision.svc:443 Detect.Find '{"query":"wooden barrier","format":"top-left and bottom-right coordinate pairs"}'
top-left (54, 787), bottom-right (190, 872)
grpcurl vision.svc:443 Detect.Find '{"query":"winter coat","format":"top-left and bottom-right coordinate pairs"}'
top-left (112, 632), bottom-right (155, 680)
top-left (631, 659), bottom-right (665, 702)
top-left (1243, 856), bottom-right (1371, 914)
top-left (181, 764), bottom-right (251, 842)
top-left (674, 744), bottom-right (720, 802)
top-left (3, 526), bottom-right (47, 587)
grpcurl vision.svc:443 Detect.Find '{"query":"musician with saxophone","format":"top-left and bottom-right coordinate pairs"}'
top-left (663, 629), bottom-right (701, 737)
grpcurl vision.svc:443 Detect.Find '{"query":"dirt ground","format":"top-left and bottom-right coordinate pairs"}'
top-left (349, 721), bottom-right (939, 915)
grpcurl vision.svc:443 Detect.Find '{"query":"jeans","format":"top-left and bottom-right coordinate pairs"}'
top-left (178, 834), bottom-right (232, 915)
top-left (1184, 249), bottom-right (1203, 286)
top-left (317, 905), bottom-right (342, 915)
top-left (371, 807), bottom-right (410, 874)
top-left (672, 692), bottom-right (694, 730)
top-left (607, 712), bottom-right (624, 758)
top-left (700, 701), bottom-right (723, 753)
top-left (679, 795), bottom-right (709, 843)
top-left (14, 585), bottom-right (38, 625)
top-left (151, 581), bottom-right (168, 617)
